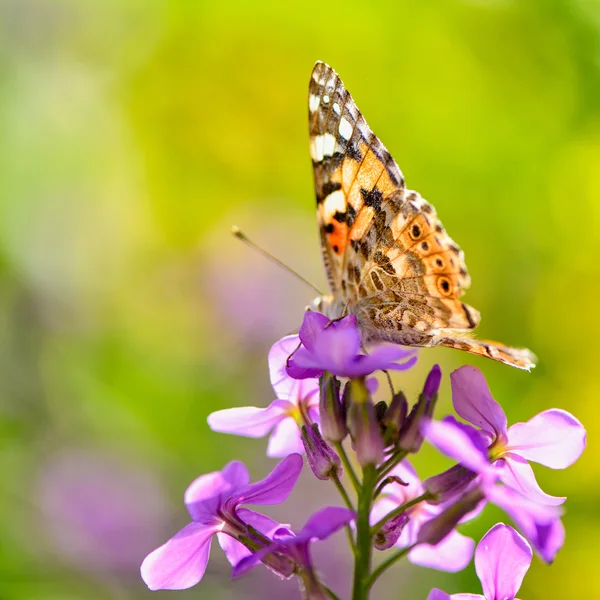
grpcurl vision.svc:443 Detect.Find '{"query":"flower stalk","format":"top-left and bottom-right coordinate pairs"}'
top-left (352, 465), bottom-right (377, 600)
top-left (144, 312), bottom-right (585, 599)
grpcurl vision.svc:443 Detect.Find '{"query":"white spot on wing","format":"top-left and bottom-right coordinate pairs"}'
top-left (339, 117), bottom-right (353, 140)
top-left (322, 190), bottom-right (346, 221)
top-left (321, 133), bottom-right (337, 157)
top-left (332, 102), bottom-right (341, 115)
top-left (311, 133), bottom-right (341, 161)
top-left (309, 94), bottom-right (320, 112)
top-left (322, 94), bottom-right (330, 104)
top-left (310, 136), bottom-right (323, 161)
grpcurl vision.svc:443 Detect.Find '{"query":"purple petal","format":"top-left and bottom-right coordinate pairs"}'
top-left (497, 456), bottom-right (565, 506)
top-left (451, 366), bottom-right (507, 438)
top-left (423, 364), bottom-right (442, 399)
top-left (233, 507), bottom-right (353, 578)
top-left (313, 323), bottom-right (361, 372)
top-left (286, 345), bottom-right (325, 379)
top-left (141, 522), bottom-right (218, 590)
top-left (267, 417), bottom-right (306, 457)
top-left (506, 409), bottom-right (586, 469)
top-left (231, 544), bottom-right (276, 579)
top-left (426, 591), bottom-right (455, 600)
top-left (409, 529), bottom-right (475, 572)
top-left (475, 523), bottom-right (532, 600)
top-left (289, 313), bottom-right (418, 379)
top-left (366, 376), bottom-right (379, 394)
top-left (296, 506), bottom-right (355, 541)
top-left (423, 418), bottom-right (494, 475)
top-left (232, 454), bottom-right (303, 506)
top-left (298, 311), bottom-right (330, 351)
top-left (486, 484), bottom-right (564, 563)
top-left (269, 335), bottom-right (302, 397)
top-left (355, 344), bottom-right (418, 376)
top-left (217, 508), bottom-right (283, 567)
top-left (185, 461), bottom-right (250, 522)
top-left (430, 592), bottom-right (487, 600)
top-left (207, 401), bottom-right (291, 438)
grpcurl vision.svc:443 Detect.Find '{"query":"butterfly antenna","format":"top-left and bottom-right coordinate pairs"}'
top-left (231, 226), bottom-right (323, 296)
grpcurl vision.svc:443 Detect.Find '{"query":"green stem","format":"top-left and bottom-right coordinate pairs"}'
top-left (351, 465), bottom-right (377, 600)
top-left (367, 544), bottom-right (416, 590)
top-left (377, 449), bottom-right (407, 480)
top-left (371, 492), bottom-right (431, 534)
top-left (323, 585), bottom-right (342, 600)
top-left (331, 473), bottom-right (357, 554)
top-left (331, 473), bottom-right (354, 511)
top-left (335, 442), bottom-right (361, 493)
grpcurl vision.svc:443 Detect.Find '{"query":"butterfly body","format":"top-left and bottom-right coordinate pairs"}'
top-left (308, 61), bottom-right (536, 370)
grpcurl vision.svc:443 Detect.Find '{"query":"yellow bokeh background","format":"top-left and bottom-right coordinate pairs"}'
top-left (1, 1), bottom-right (599, 598)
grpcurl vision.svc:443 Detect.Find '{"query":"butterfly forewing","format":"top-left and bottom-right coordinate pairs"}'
top-left (308, 61), bottom-right (536, 370)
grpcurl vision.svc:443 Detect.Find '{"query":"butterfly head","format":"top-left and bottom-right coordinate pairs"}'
top-left (307, 295), bottom-right (346, 320)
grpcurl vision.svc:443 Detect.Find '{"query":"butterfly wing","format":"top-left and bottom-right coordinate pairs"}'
top-left (308, 61), bottom-right (536, 370)
top-left (309, 62), bottom-right (473, 331)
top-left (309, 61), bottom-right (404, 295)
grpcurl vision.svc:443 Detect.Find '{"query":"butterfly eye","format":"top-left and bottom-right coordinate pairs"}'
top-left (437, 276), bottom-right (452, 296)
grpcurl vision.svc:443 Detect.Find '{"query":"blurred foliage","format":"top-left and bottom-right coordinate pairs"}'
top-left (0, 0), bottom-right (599, 598)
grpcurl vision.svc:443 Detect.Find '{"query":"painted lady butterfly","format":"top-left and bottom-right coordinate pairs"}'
top-left (308, 61), bottom-right (536, 370)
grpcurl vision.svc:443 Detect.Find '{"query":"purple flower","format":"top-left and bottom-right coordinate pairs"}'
top-left (207, 336), bottom-right (320, 456)
top-left (371, 460), bottom-right (475, 572)
top-left (451, 365), bottom-right (586, 505)
top-left (428, 523), bottom-right (532, 600)
top-left (286, 312), bottom-right (418, 379)
top-left (233, 506), bottom-right (355, 597)
top-left (141, 455), bottom-right (303, 590)
top-left (423, 418), bottom-right (564, 562)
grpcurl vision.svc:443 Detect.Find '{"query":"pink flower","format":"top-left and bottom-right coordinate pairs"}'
top-left (208, 336), bottom-right (319, 456)
top-left (286, 312), bottom-right (418, 379)
top-left (423, 418), bottom-right (565, 562)
top-left (428, 523), bottom-right (532, 600)
top-left (451, 365), bottom-right (586, 505)
top-left (141, 455), bottom-right (303, 590)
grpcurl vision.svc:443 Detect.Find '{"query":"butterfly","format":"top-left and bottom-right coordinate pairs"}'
top-left (308, 61), bottom-right (536, 370)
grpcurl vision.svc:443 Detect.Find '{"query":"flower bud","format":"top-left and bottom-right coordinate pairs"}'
top-left (347, 379), bottom-right (385, 467)
top-left (417, 488), bottom-right (484, 546)
top-left (373, 513), bottom-right (409, 551)
top-left (374, 400), bottom-right (388, 424)
top-left (301, 424), bottom-right (342, 480)
top-left (382, 391), bottom-right (408, 446)
top-left (398, 365), bottom-right (441, 452)
top-left (423, 465), bottom-right (478, 504)
top-left (319, 373), bottom-right (347, 443)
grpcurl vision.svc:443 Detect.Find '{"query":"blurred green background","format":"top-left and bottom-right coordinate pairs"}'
top-left (1, 0), bottom-right (599, 598)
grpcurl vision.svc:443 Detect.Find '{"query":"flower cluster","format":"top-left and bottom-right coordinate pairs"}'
top-left (141, 312), bottom-right (586, 599)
